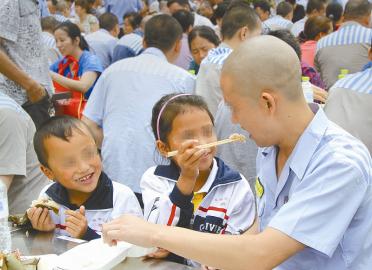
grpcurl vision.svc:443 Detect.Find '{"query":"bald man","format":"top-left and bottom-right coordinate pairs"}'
top-left (102, 36), bottom-right (372, 270)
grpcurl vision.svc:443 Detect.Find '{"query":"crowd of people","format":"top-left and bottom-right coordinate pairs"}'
top-left (0, 0), bottom-right (371, 269)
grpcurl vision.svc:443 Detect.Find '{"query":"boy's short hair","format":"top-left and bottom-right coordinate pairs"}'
top-left (144, 14), bottom-right (183, 52)
top-left (99, 12), bottom-right (119, 31)
top-left (221, 3), bottom-right (260, 40)
top-left (41, 16), bottom-right (59, 32)
top-left (306, 0), bottom-right (326, 15)
top-left (172, 10), bottom-right (195, 33)
top-left (344, 0), bottom-right (372, 20)
top-left (123, 12), bottom-right (143, 30)
top-left (34, 116), bottom-right (95, 168)
top-left (253, 0), bottom-right (271, 13)
top-left (277, 1), bottom-right (293, 18)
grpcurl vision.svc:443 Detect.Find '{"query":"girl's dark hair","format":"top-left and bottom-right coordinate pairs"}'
top-left (303, 15), bottom-right (332, 40)
top-left (55, 21), bottom-right (90, 51)
top-left (151, 94), bottom-right (214, 143)
top-left (188, 26), bottom-right (221, 50)
top-left (326, 1), bottom-right (343, 29)
top-left (75, 0), bottom-right (92, 14)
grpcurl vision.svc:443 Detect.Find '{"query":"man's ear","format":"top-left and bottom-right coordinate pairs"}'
top-left (156, 140), bottom-right (170, 158)
top-left (142, 39), bottom-right (148, 49)
top-left (239, 26), bottom-right (250, 41)
top-left (40, 165), bottom-right (55, 181)
top-left (174, 38), bottom-right (182, 54)
top-left (260, 91), bottom-right (277, 115)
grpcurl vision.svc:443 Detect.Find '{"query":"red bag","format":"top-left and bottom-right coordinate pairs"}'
top-left (53, 55), bottom-right (86, 119)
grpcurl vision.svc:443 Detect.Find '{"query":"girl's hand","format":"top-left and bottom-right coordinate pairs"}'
top-left (175, 140), bottom-right (208, 195)
top-left (27, 207), bottom-right (55, 232)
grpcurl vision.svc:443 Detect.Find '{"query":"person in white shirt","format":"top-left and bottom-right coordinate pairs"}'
top-left (291, 0), bottom-right (326, 37)
top-left (85, 12), bottom-right (120, 69)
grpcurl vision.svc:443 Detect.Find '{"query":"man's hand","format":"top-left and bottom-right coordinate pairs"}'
top-left (102, 215), bottom-right (158, 248)
top-left (146, 248), bottom-right (170, 259)
top-left (27, 207), bottom-right (55, 232)
top-left (65, 206), bottom-right (88, 239)
top-left (311, 84), bottom-right (328, 103)
top-left (26, 81), bottom-right (47, 103)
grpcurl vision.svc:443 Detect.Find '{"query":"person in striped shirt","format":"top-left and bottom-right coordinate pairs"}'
top-left (264, 1), bottom-right (294, 32)
top-left (315, 0), bottom-right (372, 89)
top-left (324, 44), bottom-right (372, 154)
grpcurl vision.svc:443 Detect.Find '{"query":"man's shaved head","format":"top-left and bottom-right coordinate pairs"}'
top-left (221, 35), bottom-right (302, 101)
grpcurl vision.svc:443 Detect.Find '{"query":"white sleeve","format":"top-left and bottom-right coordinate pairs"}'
top-left (140, 167), bottom-right (193, 228)
top-left (195, 63), bottom-right (222, 116)
top-left (111, 182), bottom-right (143, 219)
top-left (225, 175), bottom-right (256, 234)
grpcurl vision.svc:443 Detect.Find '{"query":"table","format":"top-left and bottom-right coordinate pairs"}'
top-left (10, 227), bottom-right (198, 270)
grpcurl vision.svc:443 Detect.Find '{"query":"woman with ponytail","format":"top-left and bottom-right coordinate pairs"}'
top-left (50, 21), bottom-right (103, 118)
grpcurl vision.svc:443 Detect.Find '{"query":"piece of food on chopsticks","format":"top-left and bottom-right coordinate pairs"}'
top-left (166, 133), bottom-right (246, 157)
top-left (30, 198), bottom-right (59, 214)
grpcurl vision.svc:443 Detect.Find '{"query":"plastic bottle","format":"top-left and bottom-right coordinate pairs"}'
top-left (0, 181), bottom-right (11, 252)
top-left (302, 76), bottom-right (313, 103)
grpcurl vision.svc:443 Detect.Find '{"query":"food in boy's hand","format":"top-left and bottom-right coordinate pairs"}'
top-left (30, 198), bottom-right (59, 214)
top-left (0, 251), bottom-right (39, 270)
top-left (228, 133), bottom-right (246, 142)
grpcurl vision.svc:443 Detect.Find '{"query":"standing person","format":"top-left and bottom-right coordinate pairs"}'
top-left (74, 0), bottom-right (99, 34)
top-left (141, 94), bottom-right (256, 266)
top-left (82, 14), bottom-right (195, 202)
top-left (102, 35), bottom-right (372, 270)
top-left (188, 26), bottom-right (220, 75)
top-left (301, 15), bottom-right (333, 67)
top-left (315, 0), bottom-right (371, 89)
top-left (291, 0), bottom-right (326, 37)
top-left (195, 2), bottom-right (261, 116)
top-left (0, 92), bottom-right (50, 215)
top-left (50, 22), bottom-right (103, 118)
top-left (0, 0), bottom-right (54, 129)
top-left (172, 10), bottom-right (195, 70)
top-left (105, 0), bottom-right (143, 28)
top-left (85, 13), bottom-right (120, 69)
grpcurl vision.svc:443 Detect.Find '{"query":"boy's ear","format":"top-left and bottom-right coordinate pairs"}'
top-left (40, 165), bottom-right (55, 181)
top-left (156, 140), bottom-right (170, 157)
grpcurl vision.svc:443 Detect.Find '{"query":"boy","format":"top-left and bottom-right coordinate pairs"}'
top-left (27, 116), bottom-right (142, 240)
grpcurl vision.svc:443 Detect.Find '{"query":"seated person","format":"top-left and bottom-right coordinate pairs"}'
top-left (27, 116), bottom-right (142, 241)
top-left (50, 21), bottom-right (103, 119)
top-left (188, 26), bottom-right (220, 75)
top-left (268, 29), bottom-right (328, 102)
top-left (141, 94), bottom-right (256, 266)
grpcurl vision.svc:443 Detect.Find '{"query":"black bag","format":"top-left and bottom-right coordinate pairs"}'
top-left (22, 94), bottom-right (53, 129)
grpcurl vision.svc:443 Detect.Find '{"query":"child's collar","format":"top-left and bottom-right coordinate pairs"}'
top-left (45, 172), bottom-right (114, 210)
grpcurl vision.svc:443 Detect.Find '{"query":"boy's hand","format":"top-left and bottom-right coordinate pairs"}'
top-left (65, 206), bottom-right (88, 239)
top-left (27, 207), bottom-right (55, 232)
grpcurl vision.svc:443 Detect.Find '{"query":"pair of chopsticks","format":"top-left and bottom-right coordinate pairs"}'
top-left (166, 134), bottom-right (246, 158)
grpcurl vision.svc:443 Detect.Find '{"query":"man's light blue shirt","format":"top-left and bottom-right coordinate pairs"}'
top-left (256, 105), bottom-right (372, 269)
top-left (105, 0), bottom-right (143, 26)
top-left (85, 29), bottom-right (118, 69)
top-left (83, 47), bottom-right (195, 193)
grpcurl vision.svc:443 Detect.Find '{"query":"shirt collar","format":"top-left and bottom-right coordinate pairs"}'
top-left (289, 104), bottom-right (328, 180)
top-left (142, 47), bottom-right (168, 62)
top-left (45, 171), bottom-right (114, 210)
top-left (261, 104), bottom-right (329, 180)
top-left (340, 21), bottom-right (364, 29)
top-left (197, 159), bottom-right (218, 193)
